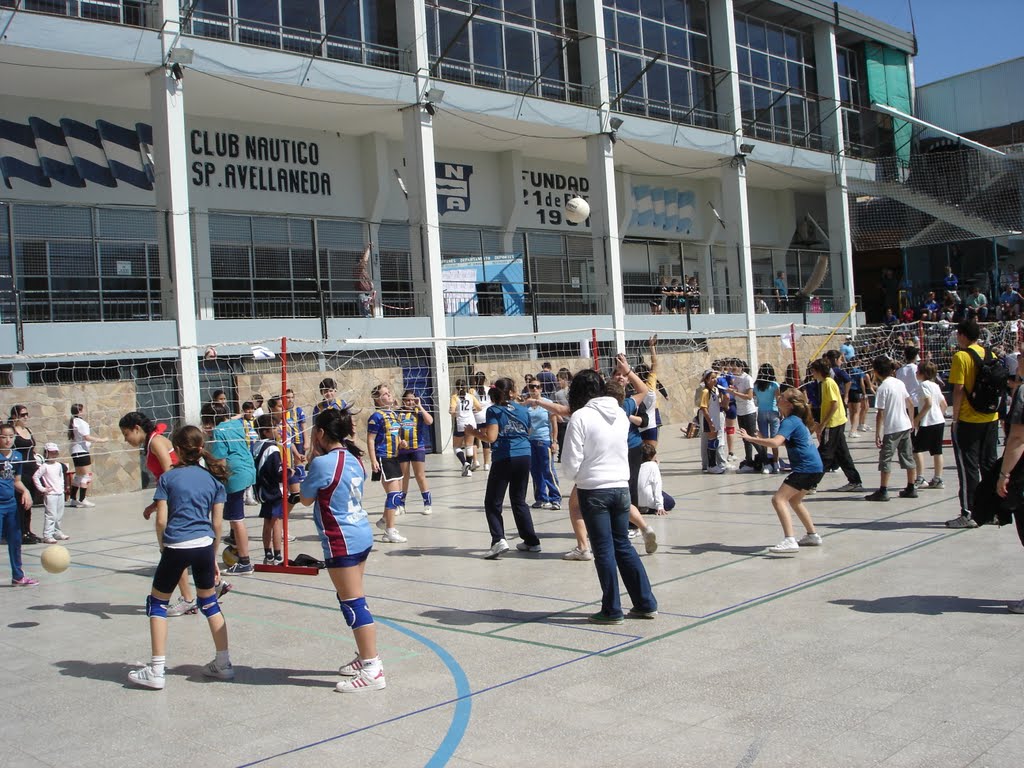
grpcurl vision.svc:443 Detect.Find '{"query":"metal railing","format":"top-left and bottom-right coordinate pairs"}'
top-left (16, 291), bottom-right (162, 322)
top-left (614, 95), bottom-right (724, 132)
top-left (183, 10), bottom-right (404, 71)
top-left (431, 60), bottom-right (591, 107)
top-left (0, 0), bottom-right (148, 26)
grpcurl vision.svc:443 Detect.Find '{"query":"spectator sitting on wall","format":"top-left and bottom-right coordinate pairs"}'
top-left (884, 307), bottom-right (898, 326)
top-left (965, 286), bottom-right (989, 321)
top-left (900, 306), bottom-right (916, 323)
top-left (921, 291), bottom-right (939, 321)
top-left (999, 286), bottom-right (1021, 320)
top-left (944, 265), bottom-right (959, 294)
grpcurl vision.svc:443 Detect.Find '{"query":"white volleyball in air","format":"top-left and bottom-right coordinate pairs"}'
top-left (564, 196), bottom-right (591, 224)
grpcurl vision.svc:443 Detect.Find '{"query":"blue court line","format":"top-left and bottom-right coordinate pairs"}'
top-left (236, 633), bottom-right (637, 768)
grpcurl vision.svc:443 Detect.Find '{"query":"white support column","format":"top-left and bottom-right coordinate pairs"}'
top-left (398, 1), bottom-right (451, 451)
top-left (814, 22), bottom-right (857, 335)
top-left (578, 0), bottom-right (625, 353)
top-left (362, 132), bottom-right (391, 317)
top-left (709, 0), bottom-right (757, 371)
top-left (150, 0), bottom-right (200, 424)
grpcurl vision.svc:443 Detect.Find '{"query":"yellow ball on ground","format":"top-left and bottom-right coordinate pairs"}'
top-left (222, 546), bottom-right (238, 567)
top-left (40, 544), bottom-right (70, 574)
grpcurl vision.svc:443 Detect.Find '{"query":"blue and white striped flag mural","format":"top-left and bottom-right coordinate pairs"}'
top-left (0, 119), bottom-right (50, 188)
top-left (0, 116), bottom-right (154, 190)
top-left (631, 185), bottom-right (696, 234)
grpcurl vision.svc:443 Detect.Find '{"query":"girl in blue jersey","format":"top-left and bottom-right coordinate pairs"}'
top-left (398, 390), bottom-right (435, 515)
top-left (739, 388), bottom-right (824, 554)
top-left (479, 377), bottom-right (541, 559)
top-left (300, 408), bottom-right (385, 693)
top-left (128, 426), bottom-right (233, 690)
top-left (366, 384), bottom-right (407, 544)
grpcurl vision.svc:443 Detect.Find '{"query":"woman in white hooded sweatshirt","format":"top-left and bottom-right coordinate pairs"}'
top-left (562, 369), bottom-right (658, 625)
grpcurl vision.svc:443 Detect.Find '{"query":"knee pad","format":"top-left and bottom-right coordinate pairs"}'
top-left (338, 596), bottom-right (374, 630)
top-left (385, 491), bottom-right (402, 510)
top-left (146, 595), bottom-right (169, 619)
top-left (197, 594), bottom-right (221, 618)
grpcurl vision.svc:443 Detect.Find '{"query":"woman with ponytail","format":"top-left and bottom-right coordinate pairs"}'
top-left (128, 426), bottom-right (233, 690)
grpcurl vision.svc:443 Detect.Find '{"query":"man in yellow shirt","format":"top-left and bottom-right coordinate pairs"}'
top-left (810, 359), bottom-right (863, 492)
top-left (947, 319), bottom-right (1000, 528)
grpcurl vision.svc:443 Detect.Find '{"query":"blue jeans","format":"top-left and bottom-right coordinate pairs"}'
top-left (529, 441), bottom-right (560, 504)
top-left (577, 487), bottom-right (657, 619)
top-left (0, 503), bottom-right (24, 581)
top-left (757, 411), bottom-right (780, 464)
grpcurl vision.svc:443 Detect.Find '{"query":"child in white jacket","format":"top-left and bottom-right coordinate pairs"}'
top-left (637, 444), bottom-right (675, 515)
top-left (33, 443), bottom-right (69, 543)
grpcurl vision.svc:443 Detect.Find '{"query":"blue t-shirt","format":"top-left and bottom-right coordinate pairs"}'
top-left (536, 370), bottom-right (557, 396)
top-left (154, 465), bottom-right (227, 545)
top-left (208, 418), bottom-right (257, 493)
top-left (840, 342), bottom-right (855, 361)
top-left (776, 415), bottom-right (823, 474)
top-left (367, 409), bottom-right (404, 458)
top-left (301, 448), bottom-right (373, 559)
top-left (805, 380), bottom-right (821, 407)
top-left (486, 403), bottom-right (532, 462)
top-left (832, 367), bottom-right (852, 396)
top-left (753, 382), bottom-right (779, 413)
top-left (0, 449), bottom-right (23, 507)
top-left (622, 397), bottom-right (643, 449)
top-left (848, 366), bottom-right (865, 393)
top-left (528, 401), bottom-right (553, 443)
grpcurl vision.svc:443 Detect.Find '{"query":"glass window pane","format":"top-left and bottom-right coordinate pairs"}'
top-left (505, 27), bottom-right (535, 75)
top-left (282, 0), bottom-right (318, 31)
top-left (237, 0), bottom-right (278, 24)
top-left (837, 48), bottom-right (849, 77)
top-left (538, 33), bottom-right (565, 80)
top-left (838, 79), bottom-right (850, 103)
top-left (439, 11), bottom-right (471, 62)
top-left (750, 51), bottom-right (768, 82)
top-left (789, 95), bottom-right (806, 132)
top-left (604, 7), bottom-right (616, 42)
top-left (210, 214), bottom-right (250, 243)
top-left (535, 0), bottom-right (561, 28)
top-left (737, 47), bottom-right (750, 77)
top-left (689, 32), bottom-right (708, 63)
top-left (618, 0), bottom-right (640, 13)
top-left (665, 0), bottom-right (686, 27)
top-left (473, 20), bottom-right (503, 68)
top-left (689, 0), bottom-right (708, 34)
top-left (641, 0), bottom-right (663, 20)
top-left (739, 83), bottom-right (754, 120)
top-left (671, 67), bottom-right (692, 108)
top-left (788, 61), bottom-right (803, 91)
top-left (325, 0), bottom-right (360, 40)
top-left (647, 62), bottom-right (669, 103)
top-left (252, 217), bottom-right (291, 244)
top-left (766, 24), bottom-right (784, 55)
top-left (642, 19), bottom-right (664, 54)
top-left (476, 0), bottom-right (501, 19)
top-left (784, 30), bottom-right (800, 60)
top-left (365, 0), bottom-right (398, 46)
top-left (746, 19), bottom-right (766, 50)
top-left (666, 25), bottom-right (688, 61)
top-left (733, 15), bottom-right (747, 46)
top-left (770, 56), bottom-right (787, 86)
top-left (505, 0), bottom-right (533, 22)
top-left (617, 12), bottom-right (641, 48)
top-left (15, 205), bottom-right (91, 238)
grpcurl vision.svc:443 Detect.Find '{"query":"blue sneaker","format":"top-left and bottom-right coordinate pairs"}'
top-left (223, 562), bottom-right (254, 576)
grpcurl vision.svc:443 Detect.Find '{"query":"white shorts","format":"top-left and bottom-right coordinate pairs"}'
top-left (455, 416), bottom-right (476, 434)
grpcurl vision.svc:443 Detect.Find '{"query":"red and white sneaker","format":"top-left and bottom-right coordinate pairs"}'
top-left (338, 653), bottom-right (367, 676)
top-left (335, 666), bottom-right (386, 693)
top-left (12, 576), bottom-right (39, 586)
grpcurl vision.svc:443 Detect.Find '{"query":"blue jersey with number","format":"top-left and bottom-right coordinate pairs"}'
top-left (367, 409), bottom-right (404, 458)
top-left (301, 448), bottom-right (373, 559)
top-left (486, 403), bottom-right (532, 462)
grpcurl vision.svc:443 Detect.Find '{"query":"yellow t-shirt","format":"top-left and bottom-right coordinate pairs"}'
top-left (819, 376), bottom-right (848, 428)
top-left (949, 343), bottom-right (1000, 423)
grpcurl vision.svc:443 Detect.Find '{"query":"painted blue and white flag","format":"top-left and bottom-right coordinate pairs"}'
top-left (29, 118), bottom-right (84, 188)
top-left (98, 120), bottom-right (152, 190)
top-left (0, 119), bottom-right (49, 188)
top-left (60, 118), bottom-right (116, 187)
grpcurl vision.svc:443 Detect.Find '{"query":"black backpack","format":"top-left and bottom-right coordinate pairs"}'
top-left (965, 347), bottom-right (1008, 414)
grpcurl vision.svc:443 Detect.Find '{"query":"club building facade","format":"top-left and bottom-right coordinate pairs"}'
top-left (0, 0), bottom-right (914, 429)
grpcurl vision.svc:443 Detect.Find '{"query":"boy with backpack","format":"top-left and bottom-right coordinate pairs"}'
top-left (947, 319), bottom-right (1003, 528)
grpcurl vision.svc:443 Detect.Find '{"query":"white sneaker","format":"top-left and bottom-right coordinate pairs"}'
top-left (470, 462), bottom-right (481, 471)
top-left (462, 465), bottom-right (472, 478)
top-left (422, 505), bottom-right (432, 515)
top-left (338, 653), bottom-right (372, 676)
top-left (515, 541), bottom-right (541, 552)
top-left (627, 527), bottom-right (641, 539)
top-left (78, 499), bottom-right (95, 508)
top-left (395, 505), bottom-right (405, 516)
top-left (797, 532), bottom-right (823, 547)
top-left (165, 596), bottom-right (197, 617)
top-left (761, 466), bottom-right (771, 474)
top-left (202, 659), bottom-right (235, 680)
top-left (767, 537), bottom-right (799, 554)
top-left (707, 465), bottom-right (726, 475)
top-left (484, 539), bottom-right (509, 559)
top-left (335, 666), bottom-right (386, 692)
top-left (128, 665), bottom-right (165, 690)
top-left (483, 463), bottom-right (490, 471)
top-left (376, 516), bottom-right (387, 531)
top-left (66, 500), bottom-right (80, 508)
top-left (563, 547), bottom-right (594, 561)
top-left (737, 465), bottom-right (755, 474)
top-left (642, 528), bottom-right (658, 554)
top-left (382, 528), bottom-right (407, 543)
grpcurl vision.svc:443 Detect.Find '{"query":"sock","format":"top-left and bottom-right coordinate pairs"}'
top-left (151, 655), bottom-right (166, 677)
top-left (79, 488), bottom-right (87, 501)
top-left (455, 448), bottom-right (466, 466)
top-left (422, 491), bottom-right (432, 506)
top-left (238, 556), bottom-right (251, 565)
top-left (215, 649), bottom-right (231, 667)
top-left (361, 655), bottom-right (382, 672)
top-left (273, 550), bottom-right (282, 561)
top-left (264, 548), bottom-right (273, 560)
top-left (879, 486), bottom-right (887, 492)
top-left (906, 483), bottom-right (915, 491)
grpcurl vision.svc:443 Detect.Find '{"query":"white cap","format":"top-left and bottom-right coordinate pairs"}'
top-left (43, 442), bottom-right (59, 453)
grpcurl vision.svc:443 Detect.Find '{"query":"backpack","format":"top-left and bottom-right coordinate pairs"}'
top-left (964, 347), bottom-right (1008, 414)
top-left (253, 441), bottom-right (283, 504)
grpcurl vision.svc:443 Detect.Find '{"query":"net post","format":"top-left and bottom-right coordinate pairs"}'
top-left (591, 328), bottom-right (599, 371)
top-left (790, 323), bottom-right (799, 388)
top-left (280, 336), bottom-right (290, 562)
top-left (919, 320), bottom-right (926, 360)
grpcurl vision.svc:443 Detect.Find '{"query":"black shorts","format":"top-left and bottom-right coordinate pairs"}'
top-left (399, 448), bottom-right (426, 463)
top-left (377, 457), bottom-right (402, 483)
top-left (912, 423), bottom-right (945, 456)
top-left (783, 471), bottom-right (825, 491)
top-left (72, 453), bottom-right (91, 468)
top-left (153, 543), bottom-right (216, 593)
top-left (848, 391), bottom-right (863, 403)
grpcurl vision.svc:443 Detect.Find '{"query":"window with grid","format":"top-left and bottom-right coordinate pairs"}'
top-left (735, 13), bottom-right (819, 147)
top-left (837, 45), bottom-right (867, 153)
top-left (604, 0), bottom-right (716, 127)
top-left (427, 0), bottom-right (584, 103)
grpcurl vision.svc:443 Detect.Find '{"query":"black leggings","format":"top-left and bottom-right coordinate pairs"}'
top-left (736, 412), bottom-right (757, 463)
top-left (483, 456), bottom-right (539, 546)
top-left (152, 543), bottom-right (216, 594)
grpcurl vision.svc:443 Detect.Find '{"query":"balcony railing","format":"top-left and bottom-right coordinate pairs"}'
top-left (14, 290), bottom-right (162, 323)
top-left (183, 10), bottom-right (404, 72)
top-left (614, 94), bottom-right (724, 132)
top-left (431, 60), bottom-right (591, 107)
top-left (0, 0), bottom-right (147, 26)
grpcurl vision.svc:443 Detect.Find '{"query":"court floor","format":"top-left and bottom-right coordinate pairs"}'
top-left (2, 430), bottom-right (1023, 768)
